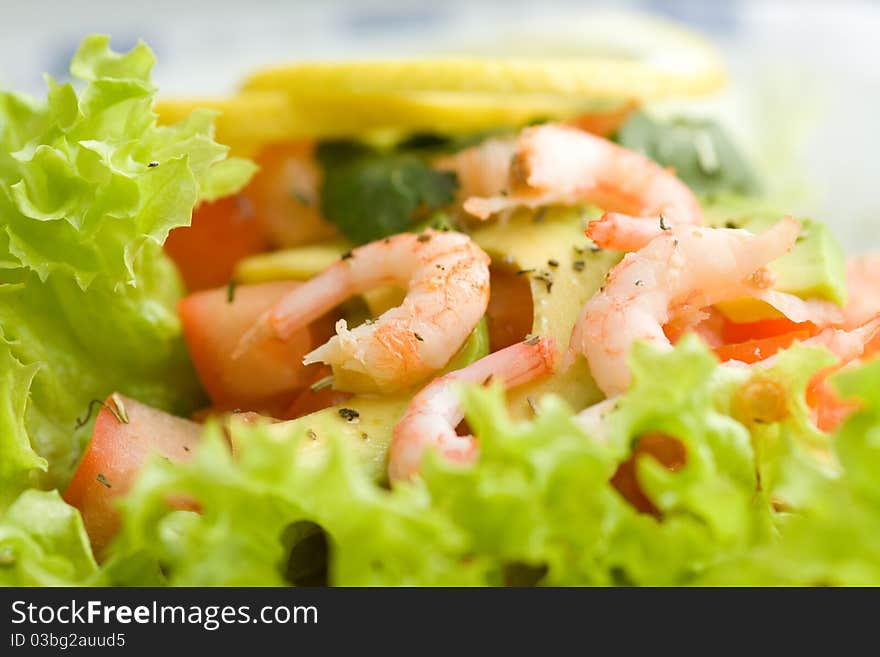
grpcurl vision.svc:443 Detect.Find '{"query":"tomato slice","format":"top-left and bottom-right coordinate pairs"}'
top-left (721, 317), bottom-right (816, 344)
top-left (713, 329), bottom-right (813, 365)
top-left (179, 281), bottom-right (334, 415)
top-left (165, 194), bottom-right (270, 292)
top-left (63, 395), bottom-right (202, 556)
top-left (485, 263), bottom-right (534, 353)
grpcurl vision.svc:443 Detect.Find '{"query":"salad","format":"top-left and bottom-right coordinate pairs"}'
top-left (3, 31), bottom-right (880, 587)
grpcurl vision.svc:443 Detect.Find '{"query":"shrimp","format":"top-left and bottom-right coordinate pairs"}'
top-left (234, 230), bottom-right (491, 393)
top-left (389, 336), bottom-right (557, 481)
top-left (586, 210), bottom-right (844, 327)
top-left (586, 212), bottom-right (671, 251)
top-left (570, 217), bottom-right (805, 397)
top-left (460, 124), bottom-right (703, 227)
top-left (435, 137), bottom-right (518, 202)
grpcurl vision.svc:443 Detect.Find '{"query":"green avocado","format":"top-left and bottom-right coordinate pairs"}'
top-left (264, 394), bottom-right (410, 483)
top-left (258, 320), bottom-right (489, 483)
top-left (705, 197), bottom-right (847, 307)
top-left (471, 205), bottom-right (621, 418)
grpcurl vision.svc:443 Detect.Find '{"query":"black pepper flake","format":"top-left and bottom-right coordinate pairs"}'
top-left (573, 245), bottom-right (586, 255)
top-left (226, 279), bottom-right (237, 303)
top-left (572, 260), bottom-right (585, 272)
top-left (524, 335), bottom-right (540, 346)
top-left (417, 233), bottom-right (432, 243)
top-left (516, 268), bottom-right (535, 276)
top-left (590, 245), bottom-right (603, 253)
top-left (725, 221), bottom-right (738, 229)
top-left (307, 429), bottom-right (318, 440)
top-left (499, 189), bottom-right (509, 197)
top-left (532, 270), bottom-right (554, 293)
top-left (659, 214), bottom-right (670, 231)
top-left (532, 207), bottom-right (547, 223)
top-left (338, 408), bottom-right (360, 423)
top-left (436, 264), bottom-right (445, 270)
top-left (341, 251), bottom-right (354, 260)
top-left (634, 279), bottom-right (645, 287)
top-left (361, 432), bottom-right (369, 441)
top-left (414, 332), bottom-right (424, 342)
top-left (147, 161), bottom-right (159, 168)
top-left (547, 259), bottom-right (559, 268)
top-left (183, 445), bottom-right (190, 452)
top-left (96, 473), bottom-right (112, 489)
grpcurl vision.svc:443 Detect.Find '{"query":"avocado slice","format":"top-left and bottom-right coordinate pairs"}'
top-left (705, 198), bottom-right (847, 307)
top-left (264, 394), bottom-right (410, 483)
top-left (259, 320), bottom-right (489, 482)
top-left (472, 205), bottom-right (621, 418)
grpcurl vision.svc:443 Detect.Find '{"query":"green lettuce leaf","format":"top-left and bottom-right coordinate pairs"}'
top-left (0, 35), bottom-right (255, 501)
top-left (106, 336), bottom-right (791, 586)
top-left (0, 489), bottom-right (98, 586)
top-left (701, 358), bottom-right (880, 585)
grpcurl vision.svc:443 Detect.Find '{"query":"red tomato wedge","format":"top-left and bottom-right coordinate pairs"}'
top-left (165, 194), bottom-right (270, 292)
top-left (485, 263), bottom-right (534, 353)
top-left (63, 395), bottom-right (201, 556)
top-left (713, 330), bottom-right (814, 364)
top-left (179, 281), bottom-right (333, 415)
top-left (720, 317), bottom-right (816, 344)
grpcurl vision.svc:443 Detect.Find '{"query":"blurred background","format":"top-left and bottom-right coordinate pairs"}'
top-left (2, 0), bottom-right (878, 250)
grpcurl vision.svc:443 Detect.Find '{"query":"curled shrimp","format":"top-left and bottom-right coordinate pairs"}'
top-left (459, 124), bottom-right (703, 227)
top-left (235, 230), bottom-right (491, 393)
top-left (389, 337), bottom-right (557, 482)
top-left (585, 211), bottom-right (845, 328)
top-left (570, 217), bottom-right (812, 397)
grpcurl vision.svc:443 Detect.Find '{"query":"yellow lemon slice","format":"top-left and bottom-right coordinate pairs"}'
top-left (156, 90), bottom-right (623, 154)
top-left (243, 54), bottom-right (723, 102)
top-left (242, 12), bottom-right (724, 102)
top-left (158, 12), bottom-right (724, 151)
